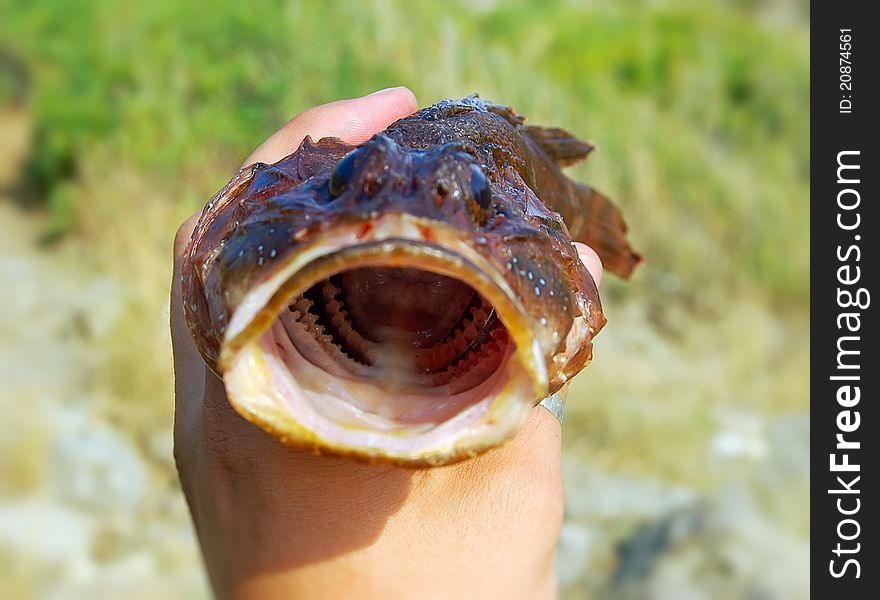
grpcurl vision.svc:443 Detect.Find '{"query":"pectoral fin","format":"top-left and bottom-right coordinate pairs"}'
top-left (566, 183), bottom-right (642, 279)
top-left (523, 125), bottom-right (595, 167)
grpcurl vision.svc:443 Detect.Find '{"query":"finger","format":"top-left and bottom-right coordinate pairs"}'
top-left (243, 86), bottom-right (419, 167)
top-left (171, 214), bottom-right (208, 469)
top-left (574, 242), bottom-right (603, 288)
top-left (171, 90), bottom-right (419, 461)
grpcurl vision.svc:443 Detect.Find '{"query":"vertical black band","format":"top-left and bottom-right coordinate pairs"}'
top-left (811, 1), bottom-right (878, 595)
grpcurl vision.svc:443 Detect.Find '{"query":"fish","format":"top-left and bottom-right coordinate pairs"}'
top-left (181, 95), bottom-right (640, 466)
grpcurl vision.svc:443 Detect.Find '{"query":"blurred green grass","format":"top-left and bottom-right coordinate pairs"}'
top-left (2, 0), bottom-right (808, 304)
top-left (1, 0), bottom-right (808, 596)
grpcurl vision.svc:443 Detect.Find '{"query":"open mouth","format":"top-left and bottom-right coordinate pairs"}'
top-left (278, 266), bottom-right (511, 416)
top-left (220, 222), bottom-right (545, 465)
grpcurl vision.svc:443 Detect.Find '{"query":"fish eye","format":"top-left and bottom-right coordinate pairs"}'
top-left (329, 150), bottom-right (359, 198)
top-left (469, 165), bottom-right (492, 210)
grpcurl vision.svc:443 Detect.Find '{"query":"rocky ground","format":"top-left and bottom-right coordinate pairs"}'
top-left (0, 199), bottom-right (207, 598)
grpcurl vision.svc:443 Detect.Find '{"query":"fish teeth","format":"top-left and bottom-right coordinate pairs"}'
top-left (330, 311), bottom-right (347, 329)
top-left (321, 282), bottom-right (340, 301)
top-left (412, 297), bottom-right (493, 371)
top-left (286, 277), bottom-right (506, 388)
top-left (293, 296), bottom-right (313, 314)
top-left (289, 296), bottom-right (336, 351)
top-left (427, 319), bottom-right (510, 386)
top-left (302, 278), bottom-right (376, 365)
top-left (428, 295), bottom-right (470, 342)
top-left (301, 312), bottom-right (319, 331)
top-left (334, 319), bottom-right (372, 361)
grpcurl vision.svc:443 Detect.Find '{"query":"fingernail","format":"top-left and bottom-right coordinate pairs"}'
top-left (367, 86), bottom-right (404, 97)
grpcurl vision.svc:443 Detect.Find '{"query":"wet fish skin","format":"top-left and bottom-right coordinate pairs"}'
top-left (181, 95), bottom-right (640, 461)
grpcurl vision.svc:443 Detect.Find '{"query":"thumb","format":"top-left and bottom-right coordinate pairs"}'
top-left (243, 86), bottom-right (419, 167)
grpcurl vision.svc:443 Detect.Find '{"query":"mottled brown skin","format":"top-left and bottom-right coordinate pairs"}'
top-left (183, 96), bottom-right (640, 397)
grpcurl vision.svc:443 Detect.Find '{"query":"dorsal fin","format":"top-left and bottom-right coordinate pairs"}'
top-left (566, 183), bottom-right (642, 278)
top-left (481, 98), bottom-right (526, 126)
top-left (523, 125), bottom-right (595, 167)
top-left (520, 123), bottom-right (640, 279)
top-left (270, 135), bottom-right (355, 183)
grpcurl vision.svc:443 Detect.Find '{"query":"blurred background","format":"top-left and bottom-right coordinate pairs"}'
top-left (0, 0), bottom-right (808, 597)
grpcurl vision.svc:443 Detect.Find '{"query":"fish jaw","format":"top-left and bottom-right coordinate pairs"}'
top-left (218, 213), bottom-right (548, 466)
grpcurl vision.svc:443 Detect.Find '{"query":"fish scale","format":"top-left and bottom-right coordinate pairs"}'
top-left (182, 95), bottom-right (640, 465)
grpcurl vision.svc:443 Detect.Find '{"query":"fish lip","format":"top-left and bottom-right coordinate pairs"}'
top-left (217, 214), bottom-right (548, 465)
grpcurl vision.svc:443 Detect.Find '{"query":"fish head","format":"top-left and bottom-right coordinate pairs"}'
top-left (183, 131), bottom-right (605, 466)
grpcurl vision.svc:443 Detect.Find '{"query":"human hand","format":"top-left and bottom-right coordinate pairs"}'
top-left (171, 87), bottom-right (604, 600)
